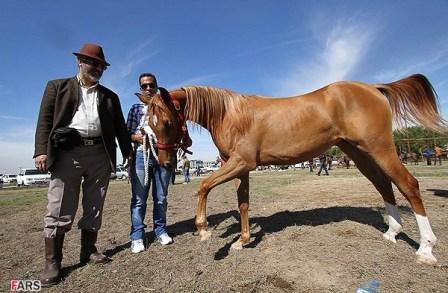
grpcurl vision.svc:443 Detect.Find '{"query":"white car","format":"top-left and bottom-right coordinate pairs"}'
top-left (2, 174), bottom-right (17, 184)
top-left (16, 168), bottom-right (51, 187)
top-left (111, 166), bottom-right (128, 180)
top-left (203, 164), bottom-right (220, 173)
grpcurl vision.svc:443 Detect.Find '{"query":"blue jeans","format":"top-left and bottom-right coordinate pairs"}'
top-left (183, 169), bottom-right (190, 183)
top-left (317, 163), bottom-right (329, 175)
top-left (130, 150), bottom-right (172, 241)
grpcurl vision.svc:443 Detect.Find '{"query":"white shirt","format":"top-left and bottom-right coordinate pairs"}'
top-left (68, 76), bottom-right (102, 137)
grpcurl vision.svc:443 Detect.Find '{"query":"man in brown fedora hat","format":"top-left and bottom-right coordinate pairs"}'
top-left (34, 43), bottom-right (132, 286)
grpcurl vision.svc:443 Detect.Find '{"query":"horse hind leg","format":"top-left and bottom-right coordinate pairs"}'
top-left (230, 172), bottom-right (250, 250)
top-left (360, 143), bottom-right (437, 264)
top-left (383, 202), bottom-right (402, 243)
top-left (338, 141), bottom-right (403, 243)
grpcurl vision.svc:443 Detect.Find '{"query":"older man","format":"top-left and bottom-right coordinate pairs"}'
top-left (34, 43), bottom-right (132, 286)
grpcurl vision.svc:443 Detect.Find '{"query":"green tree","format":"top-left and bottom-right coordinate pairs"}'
top-left (393, 126), bottom-right (448, 153)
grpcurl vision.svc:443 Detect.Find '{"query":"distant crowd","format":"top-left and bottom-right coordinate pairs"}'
top-left (398, 145), bottom-right (446, 166)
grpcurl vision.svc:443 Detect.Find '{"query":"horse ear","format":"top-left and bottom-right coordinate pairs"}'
top-left (135, 93), bottom-right (144, 103)
top-left (136, 93), bottom-right (152, 104)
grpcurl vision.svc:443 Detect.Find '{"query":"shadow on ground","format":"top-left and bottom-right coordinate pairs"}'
top-left (62, 205), bottom-right (418, 279)
top-left (213, 206), bottom-right (417, 260)
top-left (427, 189), bottom-right (448, 198)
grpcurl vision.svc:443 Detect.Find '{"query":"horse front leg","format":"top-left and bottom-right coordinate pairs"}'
top-left (195, 155), bottom-right (249, 242)
top-left (231, 172), bottom-right (250, 250)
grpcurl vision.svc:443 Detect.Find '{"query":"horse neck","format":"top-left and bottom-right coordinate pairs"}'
top-left (175, 88), bottom-right (215, 132)
top-left (180, 86), bottom-right (252, 138)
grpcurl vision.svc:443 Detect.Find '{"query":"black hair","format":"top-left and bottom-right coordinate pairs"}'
top-left (139, 73), bottom-right (157, 86)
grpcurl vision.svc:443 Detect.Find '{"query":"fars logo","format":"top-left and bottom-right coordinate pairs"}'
top-left (10, 280), bottom-right (41, 291)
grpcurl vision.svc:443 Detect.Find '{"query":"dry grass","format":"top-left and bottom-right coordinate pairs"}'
top-left (1, 164), bottom-right (447, 292)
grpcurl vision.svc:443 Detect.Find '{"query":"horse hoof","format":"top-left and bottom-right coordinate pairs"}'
top-left (382, 232), bottom-right (397, 243)
top-left (231, 241), bottom-right (243, 250)
top-left (416, 252), bottom-right (437, 265)
top-left (199, 230), bottom-right (211, 241)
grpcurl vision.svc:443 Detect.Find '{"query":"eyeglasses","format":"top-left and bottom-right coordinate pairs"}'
top-left (80, 58), bottom-right (107, 70)
top-left (140, 83), bottom-right (157, 90)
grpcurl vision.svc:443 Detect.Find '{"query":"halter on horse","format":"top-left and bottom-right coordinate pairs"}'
top-left (137, 88), bottom-right (191, 174)
top-left (165, 74), bottom-right (446, 264)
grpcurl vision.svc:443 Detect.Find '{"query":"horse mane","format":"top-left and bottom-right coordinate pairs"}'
top-left (181, 86), bottom-right (253, 135)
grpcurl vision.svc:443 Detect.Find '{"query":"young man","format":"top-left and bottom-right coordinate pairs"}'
top-left (34, 43), bottom-right (132, 286)
top-left (127, 73), bottom-right (191, 253)
top-left (317, 154), bottom-right (329, 176)
top-left (182, 155), bottom-right (190, 184)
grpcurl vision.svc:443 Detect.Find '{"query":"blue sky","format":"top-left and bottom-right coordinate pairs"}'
top-left (1, 0), bottom-right (448, 173)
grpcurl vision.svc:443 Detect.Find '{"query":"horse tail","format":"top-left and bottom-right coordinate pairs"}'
top-left (375, 74), bottom-right (447, 133)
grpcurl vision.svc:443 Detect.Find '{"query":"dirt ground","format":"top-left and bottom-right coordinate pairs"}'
top-left (1, 165), bottom-right (447, 292)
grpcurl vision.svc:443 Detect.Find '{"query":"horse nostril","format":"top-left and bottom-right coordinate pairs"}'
top-left (164, 162), bottom-right (172, 169)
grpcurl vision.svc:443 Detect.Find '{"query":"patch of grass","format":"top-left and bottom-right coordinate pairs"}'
top-left (0, 187), bottom-right (47, 212)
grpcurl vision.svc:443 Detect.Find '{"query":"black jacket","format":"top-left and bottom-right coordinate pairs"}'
top-left (34, 77), bottom-right (132, 171)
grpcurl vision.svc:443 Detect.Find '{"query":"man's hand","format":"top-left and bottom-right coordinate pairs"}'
top-left (131, 133), bottom-right (144, 144)
top-left (123, 151), bottom-right (134, 168)
top-left (35, 154), bottom-right (48, 173)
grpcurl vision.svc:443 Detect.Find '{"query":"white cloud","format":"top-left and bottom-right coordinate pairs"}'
top-left (0, 115), bottom-right (27, 121)
top-left (276, 20), bottom-right (375, 96)
top-left (167, 73), bottom-right (224, 90)
top-left (0, 125), bottom-right (35, 141)
top-left (373, 47), bottom-right (448, 82)
top-left (119, 38), bottom-right (159, 78)
top-left (119, 50), bottom-right (160, 79)
top-left (0, 141), bottom-right (35, 173)
top-left (372, 44), bottom-right (448, 121)
top-left (0, 125), bottom-right (36, 173)
top-left (105, 37), bottom-right (160, 97)
top-left (234, 37), bottom-right (309, 59)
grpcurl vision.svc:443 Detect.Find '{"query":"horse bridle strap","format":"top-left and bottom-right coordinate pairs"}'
top-left (155, 142), bottom-right (177, 150)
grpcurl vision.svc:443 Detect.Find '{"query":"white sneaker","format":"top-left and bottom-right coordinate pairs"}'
top-left (157, 233), bottom-right (173, 245)
top-left (131, 239), bottom-right (145, 253)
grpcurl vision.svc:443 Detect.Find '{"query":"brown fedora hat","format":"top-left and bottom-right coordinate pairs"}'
top-left (73, 43), bottom-right (110, 66)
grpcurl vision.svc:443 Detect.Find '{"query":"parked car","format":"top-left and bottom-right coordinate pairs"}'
top-left (111, 166), bottom-right (128, 180)
top-left (203, 164), bottom-right (220, 173)
top-left (116, 166), bottom-right (129, 180)
top-left (2, 174), bottom-right (17, 184)
top-left (0, 177), bottom-right (3, 188)
top-left (16, 168), bottom-right (51, 187)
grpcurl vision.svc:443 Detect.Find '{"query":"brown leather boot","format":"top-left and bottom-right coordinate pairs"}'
top-left (40, 234), bottom-right (64, 287)
top-left (80, 230), bottom-right (110, 264)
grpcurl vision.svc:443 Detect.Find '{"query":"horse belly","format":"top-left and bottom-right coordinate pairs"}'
top-left (248, 97), bottom-right (337, 165)
top-left (257, 124), bottom-right (335, 165)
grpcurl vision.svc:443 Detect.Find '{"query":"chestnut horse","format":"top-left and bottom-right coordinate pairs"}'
top-left (156, 74), bottom-right (446, 264)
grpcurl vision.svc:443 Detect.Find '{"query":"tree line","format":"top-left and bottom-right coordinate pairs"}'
top-left (324, 126), bottom-right (447, 158)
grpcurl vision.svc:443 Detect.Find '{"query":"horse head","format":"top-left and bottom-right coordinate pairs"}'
top-left (137, 90), bottom-right (184, 169)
